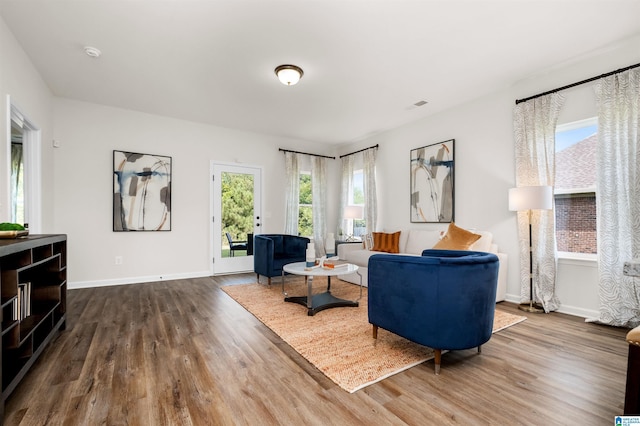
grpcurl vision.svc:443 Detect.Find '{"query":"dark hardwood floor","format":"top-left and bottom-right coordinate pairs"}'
top-left (2, 274), bottom-right (630, 425)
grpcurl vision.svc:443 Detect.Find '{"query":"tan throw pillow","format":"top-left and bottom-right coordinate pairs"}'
top-left (432, 223), bottom-right (481, 250)
top-left (372, 231), bottom-right (401, 253)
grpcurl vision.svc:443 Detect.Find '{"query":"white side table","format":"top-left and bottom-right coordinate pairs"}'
top-left (282, 262), bottom-right (362, 316)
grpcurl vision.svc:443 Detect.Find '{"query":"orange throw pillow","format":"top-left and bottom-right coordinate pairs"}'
top-left (432, 223), bottom-right (481, 250)
top-left (372, 231), bottom-right (401, 253)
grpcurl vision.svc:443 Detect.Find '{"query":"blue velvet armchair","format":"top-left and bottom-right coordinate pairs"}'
top-left (368, 249), bottom-right (500, 374)
top-left (254, 234), bottom-right (310, 285)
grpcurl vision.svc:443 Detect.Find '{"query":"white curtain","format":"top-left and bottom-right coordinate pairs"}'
top-left (513, 93), bottom-right (565, 312)
top-left (284, 152), bottom-right (300, 235)
top-left (594, 68), bottom-right (640, 327)
top-left (311, 156), bottom-right (327, 255)
top-left (362, 147), bottom-right (378, 233)
top-left (339, 155), bottom-right (354, 239)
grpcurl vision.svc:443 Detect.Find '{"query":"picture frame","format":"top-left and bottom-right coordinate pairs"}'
top-left (410, 139), bottom-right (454, 223)
top-left (113, 150), bottom-right (172, 231)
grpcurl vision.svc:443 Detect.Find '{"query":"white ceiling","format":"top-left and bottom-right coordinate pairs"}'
top-left (1, 0), bottom-right (640, 145)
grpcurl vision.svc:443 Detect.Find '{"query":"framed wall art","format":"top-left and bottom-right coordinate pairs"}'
top-left (113, 150), bottom-right (172, 231)
top-left (410, 139), bottom-right (454, 223)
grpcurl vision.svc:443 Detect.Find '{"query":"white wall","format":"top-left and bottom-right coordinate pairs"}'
top-left (338, 34), bottom-right (640, 318)
top-left (0, 16), bottom-right (55, 231)
top-left (52, 98), bottom-right (340, 287)
top-left (4, 6), bottom-right (640, 317)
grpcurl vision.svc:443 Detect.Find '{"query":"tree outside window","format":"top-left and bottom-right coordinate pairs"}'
top-left (298, 172), bottom-right (313, 237)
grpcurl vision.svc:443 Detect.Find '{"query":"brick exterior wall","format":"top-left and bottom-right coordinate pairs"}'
top-left (555, 194), bottom-right (597, 254)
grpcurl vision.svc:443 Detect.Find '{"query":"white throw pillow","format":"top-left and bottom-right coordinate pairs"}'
top-left (363, 233), bottom-right (374, 250)
top-left (405, 230), bottom-right (442, 255)
top-left (469, 231), bottom-right (493, 252)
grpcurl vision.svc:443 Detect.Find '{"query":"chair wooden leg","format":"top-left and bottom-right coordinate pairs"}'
top-left (256, 273), bottom-right (260, 283)
top-left (268, 277), bottom-right (272, 286)
top-left (372, 325), bottom-right (378, 339)
top-left (434, 349), bottom-right (442, 375)
top-left (478, 345), bottom-right (482, 354)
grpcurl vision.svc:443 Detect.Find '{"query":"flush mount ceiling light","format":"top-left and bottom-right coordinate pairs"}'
top-left (84, 46), bottom-right (101, 58)
top-left (275, 64), bottom-right (303, 86)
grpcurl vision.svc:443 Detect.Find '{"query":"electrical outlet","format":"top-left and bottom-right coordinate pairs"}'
top-left (115, 256), bottom-right (123, 265)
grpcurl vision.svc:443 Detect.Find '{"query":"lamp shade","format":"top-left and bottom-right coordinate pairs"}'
top-left (508, 186), bottom-right (553, 211)
top-left (344, 205), bottom-right (364, 220)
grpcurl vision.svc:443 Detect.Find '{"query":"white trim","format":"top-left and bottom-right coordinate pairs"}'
top-left (554, 187), bottom-right (595, 195)
top-left (556, 116), bottom-right (598, 131)
top-left (6, 95), bottom-right (42, 232)
top-left (555, 304), bottom-right (600, 319)
top-left (504, 293), bottom-right (599, 319)
top-left (210, 161), bottom-right (263, 276)
top-left (557, 252), bottom-right (598, 266)
top-left (68, 270), bottom-right (212, 289)
top-left (23, 128), bottom-right (42, 231)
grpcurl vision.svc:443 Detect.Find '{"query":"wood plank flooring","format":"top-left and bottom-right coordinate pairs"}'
top-left (2, 274), bottom-right (630, 425)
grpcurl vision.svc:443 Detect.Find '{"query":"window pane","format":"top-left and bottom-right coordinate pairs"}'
top-left (221, 172), bottom-right (254, 257)
top-left (299, 173), bottom-right (312, 236)
top-left (299, 205), bottom-right (313, 237)
top-left (555, 118), bottom-right (597, 254)
top-left (352, 170), bottom-right (364, 204)
top-left (349, 169), bottom-right (366, 237)
top-left (555, 193), bottom-right (596, 254)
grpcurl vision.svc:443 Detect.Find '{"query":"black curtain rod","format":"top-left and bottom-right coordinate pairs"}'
top-left (515, 62), bottom-right (640, 105)
top-left (339, 144), bottom-right (379, 159)
top-left (278, 148), bottom-right (335, 160)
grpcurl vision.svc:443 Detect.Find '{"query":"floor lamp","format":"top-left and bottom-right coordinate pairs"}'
top-left (509, 185), bottom-right (553, 313)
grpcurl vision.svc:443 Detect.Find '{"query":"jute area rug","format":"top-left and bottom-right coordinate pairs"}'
top-left (221, 278), bottom-right (526, 393)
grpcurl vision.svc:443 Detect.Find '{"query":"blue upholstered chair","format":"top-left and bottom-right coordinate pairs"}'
top-left (253, 234), bottom-right (310, 285)
top-left (368, 249), bottom-right (500, 374)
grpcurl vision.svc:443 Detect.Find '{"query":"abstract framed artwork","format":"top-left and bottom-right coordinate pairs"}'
top-left (410, 139), bottom-right (454, 223)
top-left (113, 150), bottom-right (172, 231)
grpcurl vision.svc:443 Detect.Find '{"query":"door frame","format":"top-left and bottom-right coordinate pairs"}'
top-left (210, 161), bottom-right (263, 276)
top-left (6, 95), bottom-right (42, 232)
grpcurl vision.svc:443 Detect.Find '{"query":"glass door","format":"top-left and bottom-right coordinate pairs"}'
top-left (211, 163), bottom-right (262, 275)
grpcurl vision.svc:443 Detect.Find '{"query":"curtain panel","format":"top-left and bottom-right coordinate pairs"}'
top-left (362, 148), bottom-right (378, 233)
top-left (311, 156), bottom-right (328, 255)
top-left (339, 155), bottom-right (354, 239)
top-left (513, 93), bottom-right (565, 312)
top-left (283, 152), bottom-right (300, 236)
top-left (594, 68), bottom-right (640, 327)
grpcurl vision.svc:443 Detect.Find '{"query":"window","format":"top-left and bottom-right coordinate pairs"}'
top-left (555, 117), bottom-right (597, 255)
top-left (298, 172), bottom-right (312, 237)
top-left (349, 169), bottom-right (366, 238)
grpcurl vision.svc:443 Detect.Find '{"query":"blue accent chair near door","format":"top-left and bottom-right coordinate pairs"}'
top-left (368, 249), bottom-right (499, 374)
top-left (254, 234), bottom-right (310, 285)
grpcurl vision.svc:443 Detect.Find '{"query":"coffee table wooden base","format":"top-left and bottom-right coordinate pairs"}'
top-left (285, 290), bottom-right (359, 316)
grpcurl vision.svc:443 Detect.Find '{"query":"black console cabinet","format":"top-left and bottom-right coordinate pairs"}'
top-left (0, 235), bottom-right (67, 421)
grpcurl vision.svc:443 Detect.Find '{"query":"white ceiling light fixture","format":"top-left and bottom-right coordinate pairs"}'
top-left (84, 46), bottom-right (101, 58)
top-left (275, 64), bottom-right (303, 86)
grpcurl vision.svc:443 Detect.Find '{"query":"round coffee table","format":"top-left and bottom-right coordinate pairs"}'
top-left (282, 262), bottom-right (362, 316)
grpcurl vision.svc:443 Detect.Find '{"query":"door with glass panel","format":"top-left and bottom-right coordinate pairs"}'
top-left (211, 163), bottom-right (262, 275)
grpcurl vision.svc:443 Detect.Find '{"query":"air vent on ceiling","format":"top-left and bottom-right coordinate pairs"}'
top-left (413, 100), bottom-right (428, 107)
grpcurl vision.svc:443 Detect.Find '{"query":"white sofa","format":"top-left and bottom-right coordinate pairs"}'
top-left (337, 228), bottom-right (508, 302)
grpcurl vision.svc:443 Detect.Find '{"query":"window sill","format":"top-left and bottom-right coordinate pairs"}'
top-left (557, 251), bottom-right (597, 267)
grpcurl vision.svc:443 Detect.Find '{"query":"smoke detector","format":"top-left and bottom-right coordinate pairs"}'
top-left (84, 46), bottom-right (102, 58)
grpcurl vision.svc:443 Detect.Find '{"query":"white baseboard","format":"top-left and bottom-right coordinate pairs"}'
top-left (69, 270), bottom-right (212, 289)
top-left (504, 293), bottom-right (599, 319)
